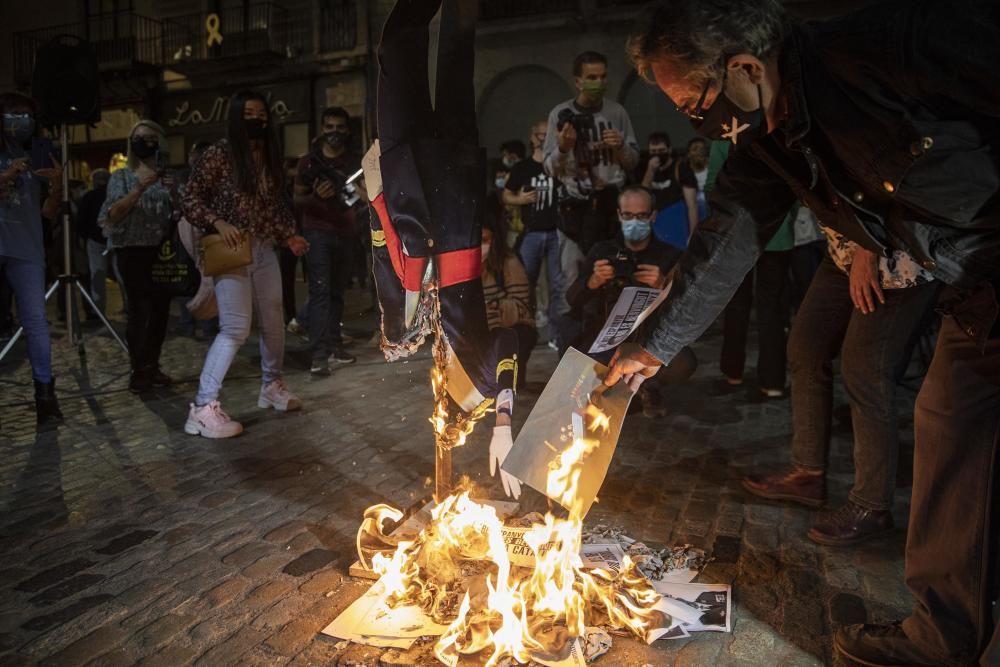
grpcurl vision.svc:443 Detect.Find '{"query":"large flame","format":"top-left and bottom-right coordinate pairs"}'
top-left (359, 404), bottom-right (662, 666)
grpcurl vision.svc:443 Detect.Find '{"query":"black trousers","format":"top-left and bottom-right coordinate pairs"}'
top-left (720, 249), bottom-right (791, 390)
top-left (116, 245), bottom-right (171, 372)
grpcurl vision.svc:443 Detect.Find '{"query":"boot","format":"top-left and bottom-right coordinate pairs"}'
top-left (34, 378), bottom-right (63, 426)
top-left (742, 466), bottom-right (826, 507)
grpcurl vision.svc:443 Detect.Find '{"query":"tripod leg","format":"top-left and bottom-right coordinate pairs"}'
top-left (0, 280), bottom-right (60, 364)
top-left (74, 280), bottom-right (128, 355)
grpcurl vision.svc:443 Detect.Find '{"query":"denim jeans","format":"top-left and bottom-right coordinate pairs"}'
top-left (195, 239), bottom-right (285, 405)
top-left (720, 249), bottom-right (791, 390)
top-left (85, 239), bottom-right (107, 315)
top-left (0, 256), bottom-right (52, 383)
top-left (304, 228), bottom-right (349, 362)
top-left (901, 282), bottom-right (1000, 665)
top-left (116, 246), bottom-right (171, 372)
top-left (788, 257), bottom-right (940, 510)
top-left (518, 230), bottom-right (563, 343)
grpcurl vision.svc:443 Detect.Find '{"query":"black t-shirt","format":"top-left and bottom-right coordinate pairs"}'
top-left (639, 155), bottom-right (684, 211)
top-left (77, 186), bottom-right (107, 244)
top-left (504, 158), bottom-right (561, 233)
top-left (677, 160), bottom-right (702, 191)
top-left (565, 236), bottom-right (682, 348)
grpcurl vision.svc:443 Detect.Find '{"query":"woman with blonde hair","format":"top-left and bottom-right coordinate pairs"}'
top-left (99, 119), bottom-right (176, 392)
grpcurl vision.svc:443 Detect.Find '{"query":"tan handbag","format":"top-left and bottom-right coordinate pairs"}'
top-left (200, 232), bottom-right (251, 277)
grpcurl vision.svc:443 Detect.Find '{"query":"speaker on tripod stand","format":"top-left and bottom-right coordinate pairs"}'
top-left (0, 34), bottom-right (128, 363)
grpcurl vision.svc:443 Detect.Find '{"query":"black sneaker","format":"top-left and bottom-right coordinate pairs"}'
top-left (328, 348), bottom-right (356, 365)
top-left (310, 360), bottom-right (331, 377)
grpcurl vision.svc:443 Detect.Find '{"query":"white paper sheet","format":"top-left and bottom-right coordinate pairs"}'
top-left (587, 286), bottom-right (671, 354)
top-left (650, 582), bottom-right (732, 633)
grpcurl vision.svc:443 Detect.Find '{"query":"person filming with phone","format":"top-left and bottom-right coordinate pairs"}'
top-left (0, 92), bottom-right (63, 427)
top-left (98, 120), bottom-right (177, 394)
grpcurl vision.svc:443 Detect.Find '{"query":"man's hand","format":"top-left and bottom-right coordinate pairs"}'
top-left (557, 122), bottom-right (577, 153)
top-left (489, 425), bottom-right (521, 499)
top-left (214, 220), bottom-right (244, 251)
top-left (645, 155), bottom-right (662, 174)
top-left (587, 259), bottom-right (614, 290)
top-left (849, 246), bottom-right (884, 314)
top-left (514, 187), bottom-right (538, 205)
top-left (633, 264), bottom-right (666, 289)
top-left (1, 157), bottom-right (29, 183)
top-left (601, 128), bottom-right (624, 150)
top-left (33, 153), bottom-right (63, 182)
top-left (314, 177), bottom-right (336, 200)
top-left (605, 342), bottom-right (663, 392)
top-left (286, 234), bottom-right (310, 257)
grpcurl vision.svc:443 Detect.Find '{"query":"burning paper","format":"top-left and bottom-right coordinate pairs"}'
top-left (502, 348), bottom-right (635, 518)
top-left (588, 286), bottom-right (671, 354)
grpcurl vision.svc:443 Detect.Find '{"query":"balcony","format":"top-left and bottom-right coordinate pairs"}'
top-left (13, 12), bottom-right (164, 85)
top-left (163, 3), bottom-right (307, 71)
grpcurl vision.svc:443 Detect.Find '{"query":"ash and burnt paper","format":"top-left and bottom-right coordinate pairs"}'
top-left (501, 348), bottom-right (635, 518)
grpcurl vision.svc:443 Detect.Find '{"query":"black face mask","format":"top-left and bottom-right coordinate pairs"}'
top-left (244, 118), bottom-right (268, 140)
top-left (689, 69), bottom-right (765, 148)
top-left (323, 131), bottom-right (347, 149)
top-left (130, 137), bottom-right (158, 159)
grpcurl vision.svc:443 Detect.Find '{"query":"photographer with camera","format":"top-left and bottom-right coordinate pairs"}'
top-left (99, 120), bottom-right (177, 394)
top-left (293, 106), bottom-right (363, 375)
top-left (566, 186), bottom-right (696, 415)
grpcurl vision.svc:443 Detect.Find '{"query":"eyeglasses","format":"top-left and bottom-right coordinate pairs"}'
top-left (620, 211), bottom-right (653, 221)
top-left (678, 61), bottom-right (727, 122)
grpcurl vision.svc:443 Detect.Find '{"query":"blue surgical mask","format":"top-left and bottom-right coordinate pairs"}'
top-left (494, 177), bottom-right (507, 190)
top-left (621, 218), bottom-right (651, 243)
top-left (3, 113), bottom-right (34, 147)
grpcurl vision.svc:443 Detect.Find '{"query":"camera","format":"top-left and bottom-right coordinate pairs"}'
top-left (556, 107), bottom-right (592, 133)
top-left (610, 249), bottom-right (637, 286)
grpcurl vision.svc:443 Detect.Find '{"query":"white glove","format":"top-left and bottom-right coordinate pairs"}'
top-left (489, 425), bottom-right (521, 499)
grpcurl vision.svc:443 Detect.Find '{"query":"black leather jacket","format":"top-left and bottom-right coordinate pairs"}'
top-left (642, 0), bottom-right (1000, 364)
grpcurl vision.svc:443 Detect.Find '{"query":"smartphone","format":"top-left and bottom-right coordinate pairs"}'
top-left (30, 137), bottom-right (60, 171)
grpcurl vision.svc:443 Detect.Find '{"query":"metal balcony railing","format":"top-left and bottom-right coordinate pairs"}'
top-left (13, 12), bottom-right (164, 84)
top-left (163, 3), bottom-right (302, 64)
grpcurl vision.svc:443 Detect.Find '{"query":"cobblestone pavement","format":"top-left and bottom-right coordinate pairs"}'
top-left (0, 285), bottom-right (917, 666)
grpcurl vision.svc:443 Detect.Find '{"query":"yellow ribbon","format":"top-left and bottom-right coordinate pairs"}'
top-left (206, 13), bottom-right (223, 47)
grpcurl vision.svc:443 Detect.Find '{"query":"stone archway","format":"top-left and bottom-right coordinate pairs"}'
top-left (477, 65), bottom-right (573, 157)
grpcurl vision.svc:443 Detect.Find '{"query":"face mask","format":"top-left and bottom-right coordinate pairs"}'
top-left (501, 156), bottom-right (517, 168)
top-left (324, 131), bottom-right (346, 149)
top-left (621, 218), bottom-right (651, 243)
top-left (690, 69), bottom-right (764, 147)
top-left (130, 137), bottom-right (158, 159)
top-left (494, 177), bottom-right (507, 190)
top-left (244, 118), bottom-right (268, 139)
top-left (581, 80), bottom-right (607, 100)
top-left (481, 242), bottom-right (491, 257)
top-left (3, 114), bottom-right (34, 147)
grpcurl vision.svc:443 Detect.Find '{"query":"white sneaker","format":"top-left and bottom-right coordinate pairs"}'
top-left (258, 378), bottom-right (302, 412)
top-left (184, 401), bottom-right (243, 438)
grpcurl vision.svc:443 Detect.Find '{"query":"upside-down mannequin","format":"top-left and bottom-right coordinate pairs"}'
top-left (362, 0), bottom-right (522, 498)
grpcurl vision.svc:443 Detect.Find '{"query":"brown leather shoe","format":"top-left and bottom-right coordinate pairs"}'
top-left (807, 501), bottom-right (893, 546)
top-left (742, 466), bottom-right (826, 507)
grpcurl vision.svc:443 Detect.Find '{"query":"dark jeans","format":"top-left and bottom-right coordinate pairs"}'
top-left (788, 258), bottom-right (940, 510)
top-left (116, 246), bottom-right (171, 372)
top-left (304, 228), bottom-right (349, 361)
top-left (789, 239), bottom-right (826, 311)
top-left (898, 282), bottom-right (1000, 665)
top-left (509, 323), bottom-right (538, 390)
top-left (279, 246), bottom-right (299, 325)
top-left (720, 249), bottom-right (791, 390)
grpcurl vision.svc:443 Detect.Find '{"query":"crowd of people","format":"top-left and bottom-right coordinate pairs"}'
top-left (2, 0), bottom-right (998, 661)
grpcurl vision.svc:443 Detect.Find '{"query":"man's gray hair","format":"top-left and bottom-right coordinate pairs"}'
top-left (627, 0), bottom-right (788, 86)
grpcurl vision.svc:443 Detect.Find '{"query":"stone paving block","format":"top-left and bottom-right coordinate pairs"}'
top-left (39, 624), bottom-right (125, 666)
top-left (14, 558), bottom-right (96, 593)
top-left (282, 549), bottom-right (340, 577)
top-left (193, 625), bottom-right (267, 667)
top-left (20, 595), bottom-right (115, 634)
top-left (264, 521), bottom-right (308, 544)
top-left (134, 644), bottom-right (200, 667)
top-left (245, 580), bottom-right (295, 610)
top-left (135, 612), bottom-right (197, 653)
top-left (29, 573), bottom-right (106, 605)
top-left (203, 577), bottom-right (254, 611)
top-left (243, 554), bottom-right (294, 580)
top-left (222, 542), bottom-right (274, 569)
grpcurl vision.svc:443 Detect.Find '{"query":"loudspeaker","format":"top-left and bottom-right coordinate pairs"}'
top-left (31, 34), bottom-right (101, 125)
